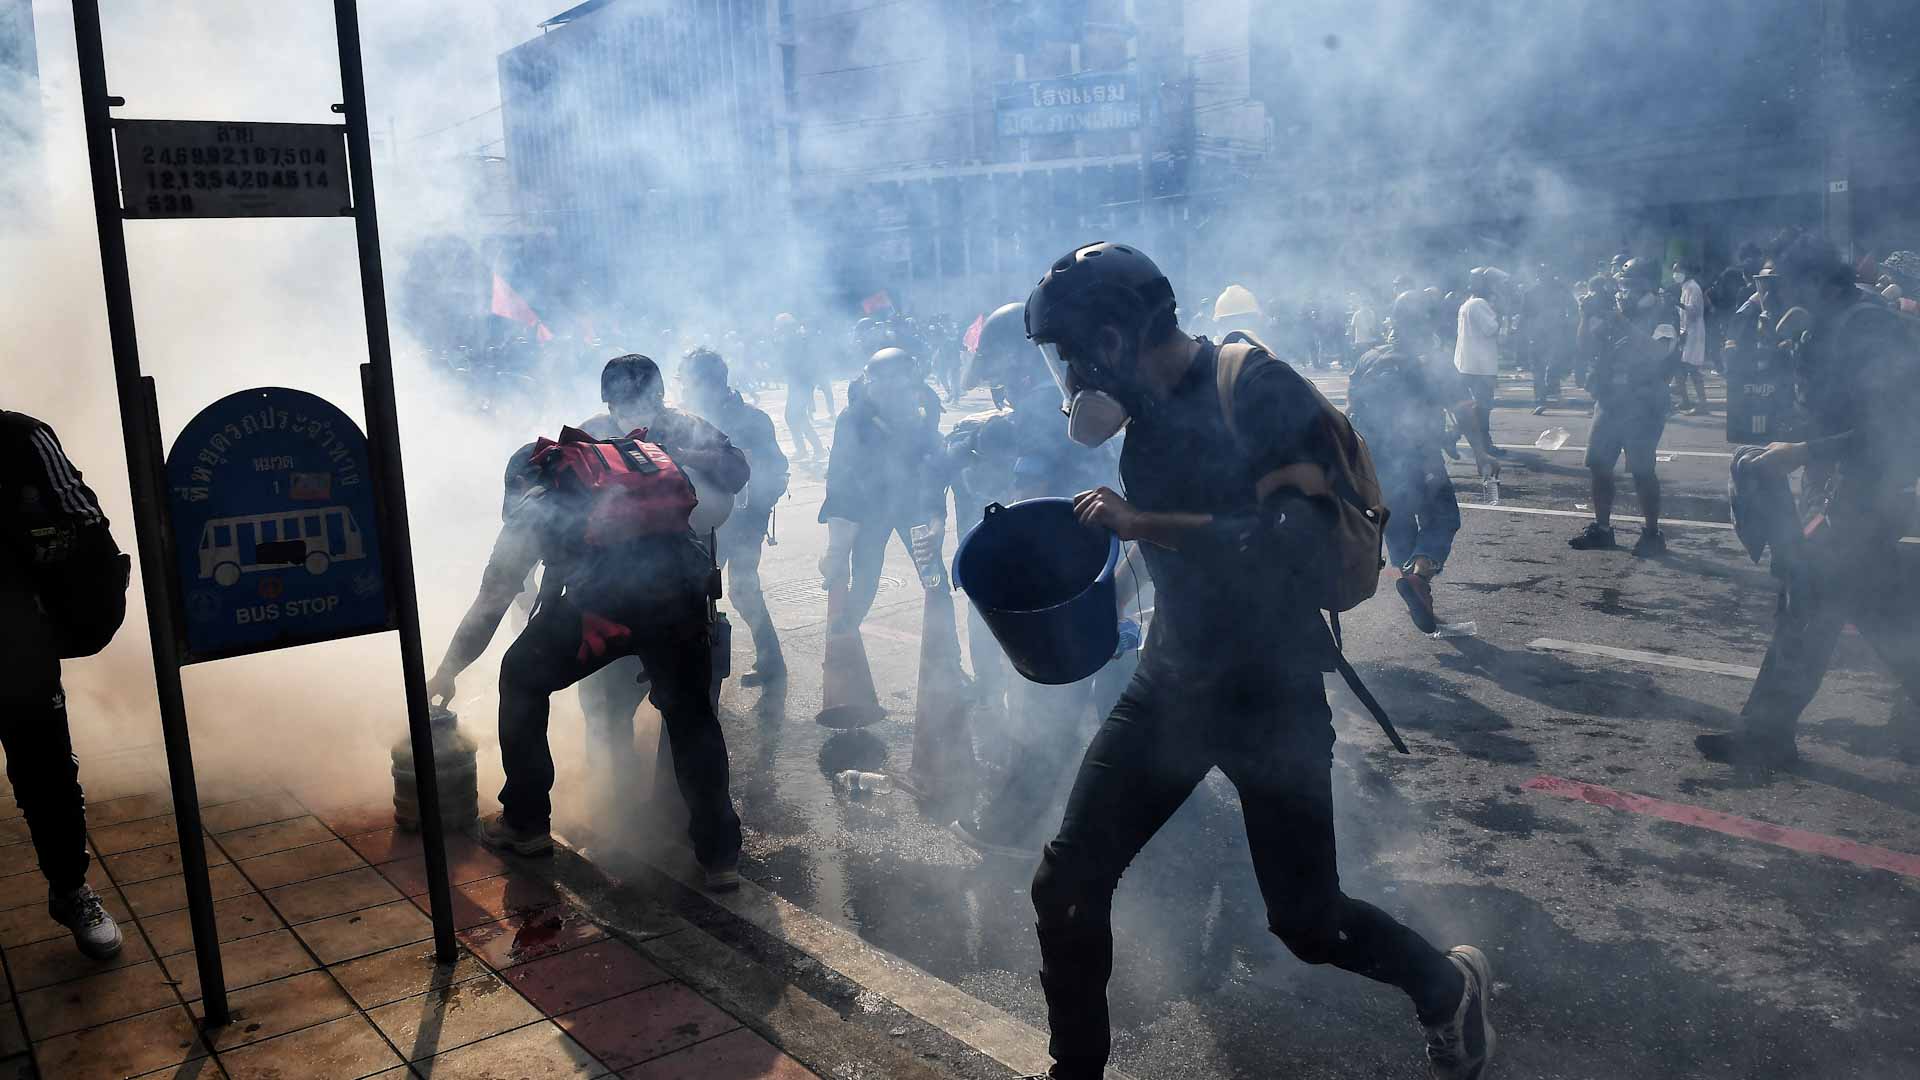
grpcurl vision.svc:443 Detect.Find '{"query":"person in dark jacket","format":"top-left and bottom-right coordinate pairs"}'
top-left (0, 411), bottom-right (126, 959)
top-left (679, 347), bottom-right (789, 685)
top-left (430, 356), bottom-right (750, 890)
top-left (1697, 238), bottom-right (1920, 767)
top-left (1023, 243), bottom-right (1493, 1080)
top-left (819, 347), bottom-right (972, 794)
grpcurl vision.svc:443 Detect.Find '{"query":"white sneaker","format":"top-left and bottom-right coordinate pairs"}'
top-left (50, 885), bottom-right (123, 961)
top-left (1425, 945), bottom-right (1496, 1080)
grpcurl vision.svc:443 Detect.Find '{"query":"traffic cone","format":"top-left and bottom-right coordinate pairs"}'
top-left (907, 580), bottom-right (975, 798)
top-left (817, 577), bottom-right (886, 729)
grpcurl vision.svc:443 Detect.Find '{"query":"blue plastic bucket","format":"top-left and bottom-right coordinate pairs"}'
top-left (953, 498), bottom-right (1120, 685)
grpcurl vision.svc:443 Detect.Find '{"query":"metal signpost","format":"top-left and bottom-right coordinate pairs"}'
top-left (70, 0), bottom-right (457, 1028)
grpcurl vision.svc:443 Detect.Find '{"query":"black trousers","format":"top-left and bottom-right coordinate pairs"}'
top-left (1741, 551), bottom-right (1920, 745)
top-left (0, 581), bottom-right (90, 893)
top-left (498, 596), bottom-right (741, 866)
top-left (1030, 663), bottom-right (1458, 1078)
top-left (717, 507), bottom-right (781, 669)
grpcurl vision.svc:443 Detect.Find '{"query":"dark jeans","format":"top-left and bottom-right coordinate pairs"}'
top-left (0, 581), bottom-right (90, 893)
top-left (1379, 452), bottom-right (1461, 571)
top-left (1030, 664), bottom-right (1459, 1077)
top-left (1527, 337), bottom-right (1565, 404)
top-left (499, 596), bottom-right (741, 866)
top-left (1462, 373), bottom-right (1497, 446)
top-left (1741, 558), bottom-right (1920, 745)
top-left (718, 507), bottom-right (781, 669)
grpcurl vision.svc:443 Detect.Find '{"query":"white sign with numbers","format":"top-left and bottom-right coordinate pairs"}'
top-left (115, 120), bottom-right (351, 219)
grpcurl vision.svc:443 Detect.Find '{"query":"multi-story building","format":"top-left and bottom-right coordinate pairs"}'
top-left (1234, 0), bottom-right (1920, 283)
top-left (497, 0), bottom-right (787, 317)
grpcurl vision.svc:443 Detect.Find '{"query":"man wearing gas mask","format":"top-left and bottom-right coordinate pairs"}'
top-left (1021, 243), bottom-right (1494, 1080)
top-left (1697, 238), bottom-right (1920, 768)
top-left (943, 301), bottom-right (1136, 859)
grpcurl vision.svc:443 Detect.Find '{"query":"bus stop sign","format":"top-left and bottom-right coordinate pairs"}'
top-left (166, 388), bottom-right (392, 663)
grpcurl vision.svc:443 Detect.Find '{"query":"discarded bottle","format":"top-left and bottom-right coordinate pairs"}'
top-left (1114, 617), bottom-right (1142, 657)
top-left (1428, 621), bottom-right (1478, 639)
top-left (1483, 477), bottom-right (1501, 505)
top-left (834, 770), bottom-right (893, 796)
top-left (1535, 427), bottom-right (1572, 451)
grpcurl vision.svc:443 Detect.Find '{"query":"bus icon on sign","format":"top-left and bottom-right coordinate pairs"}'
top-left (198, 506), bottom-right (365, 586)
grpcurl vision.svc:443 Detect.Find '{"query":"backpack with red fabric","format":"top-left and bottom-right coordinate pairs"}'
top-left (530, 425), bottom-right (699, 543)
top-left (529, 426), bottom-right (709, 629)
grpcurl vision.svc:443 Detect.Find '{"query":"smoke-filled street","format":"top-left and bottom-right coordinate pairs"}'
top-left (8, 1), bottom-right (1920, 1078)
top-left (534, 373), bottom-right (1920, 1080)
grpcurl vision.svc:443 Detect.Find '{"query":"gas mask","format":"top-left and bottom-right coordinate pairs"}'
top-left (1039, 339), bottom-right (1134, 447)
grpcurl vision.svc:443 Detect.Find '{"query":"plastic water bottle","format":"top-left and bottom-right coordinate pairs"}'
top-left (908, 523), bottom-right (943, 590)
top-left (835, 770), bottom-right (893, 796)
top-left (1535, 427), bottom-right (1571, 451)
top-left (1483, 477), bottom-right (1501, 505)
top-left (1113, 618), bottom-right (1142, 658)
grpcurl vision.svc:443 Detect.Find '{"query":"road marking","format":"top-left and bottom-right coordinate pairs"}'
top-left (643, 857), bottom-right (1131, 1078)
top-left (1525, 638), bottom-right (1759, 678)
top-left (1495, 443), bottom-right (1736, 460)
top-left (1458, 502), bottom-right (1735, 530)
top-left (1525, 775), bottom-right (1920, 879)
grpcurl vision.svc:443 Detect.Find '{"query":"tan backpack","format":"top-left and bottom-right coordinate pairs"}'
top-left (1215, 332), bottom-right (1389, 614)
top-left (1213, 332), bottom-right (1407, 753)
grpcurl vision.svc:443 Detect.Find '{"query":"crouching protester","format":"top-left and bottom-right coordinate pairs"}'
top-left (0, 411), bottom-right (131, 959)
top-left (428, 354), bottom-right (749, 891)
top-left (1698, 238), bottom-right (1920, 768)
top-left (1019, 243), bottom-right (1494, 1080)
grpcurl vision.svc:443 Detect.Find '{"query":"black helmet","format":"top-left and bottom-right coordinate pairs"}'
top-left (966, 302), bottom-right (1034, 391)
top-left (865, 346), bottom-right (916, 379)
top-left (1621, 257), bottom-right (1657, 284)
top-left (601, 353), bottom-right (662, 405)
top-left (680, 346), bottom-right (729, 387)
top-left (1388, 290), bottom-right (1428, 339)
top-left (1025, 242), bottom-right (1176, 346)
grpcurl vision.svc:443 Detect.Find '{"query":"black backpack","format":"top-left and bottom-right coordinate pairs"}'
top-left (1, 412), bottom-right (131, 658)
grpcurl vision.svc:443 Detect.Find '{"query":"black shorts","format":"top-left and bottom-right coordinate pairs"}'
top-left (1586, 399), bottom-right (1666, 474)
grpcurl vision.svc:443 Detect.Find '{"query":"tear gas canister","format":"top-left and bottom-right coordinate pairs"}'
top-left (392, 705), bottom-right (480, 832)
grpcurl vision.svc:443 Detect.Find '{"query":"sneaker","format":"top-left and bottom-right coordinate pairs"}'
top-left (1568, 523), bottom-right (1617, 550)
top-left (702, 860), bottom-right (742, 892)
top-left (739, 662), bottom-right (787, 688)
top-left (1632, 528), bottom-right (1667, 557)
top-left (50, 884), bottom-right (122, 960)
top-left (1396, 570), bottom-right (1440, 635)
top-left (478, 812), bottom-right (555, 857)
top-left (1695, 731), bottom-right (1798, 768)
top-left (1531, 404), bottom-right (1550, 416)
top-left (1425, 945), bottom-right (1496, 1080)
top-left (949, 819), bottom-right (1032, 861)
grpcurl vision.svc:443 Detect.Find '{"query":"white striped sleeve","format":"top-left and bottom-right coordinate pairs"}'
top-left (27, 426), bottom-right (104, 524)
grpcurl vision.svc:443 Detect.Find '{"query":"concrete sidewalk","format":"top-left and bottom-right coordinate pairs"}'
top-left (0, 747), bottom-right (820, 1079)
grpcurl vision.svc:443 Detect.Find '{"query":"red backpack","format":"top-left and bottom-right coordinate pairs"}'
top-left (529, 426), bottom-right (698, 545)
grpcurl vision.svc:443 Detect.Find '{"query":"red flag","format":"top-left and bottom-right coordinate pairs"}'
top-left (861, 290), bottom-right (893, 315)
top-left (962, 312), bottom-right (986, 352)
top-left (491, 273), bottom-right (555, 342)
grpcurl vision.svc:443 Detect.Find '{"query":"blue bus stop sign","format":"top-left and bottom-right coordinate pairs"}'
top-left (165, 388), bottom-right (392, 663)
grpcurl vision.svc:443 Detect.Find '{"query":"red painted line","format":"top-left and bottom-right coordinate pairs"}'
top-left (1524, 775), bottom-right (1920, 880)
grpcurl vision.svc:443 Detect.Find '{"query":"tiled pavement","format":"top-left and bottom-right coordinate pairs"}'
top-left (0, 758), bottom-right (821, 1079)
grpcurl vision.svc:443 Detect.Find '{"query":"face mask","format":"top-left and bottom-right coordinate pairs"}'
top-left (1672, 271), bottom-right (1686, 284)
top-left (1065, 389), bottom-right (1130, 447)
top-left (610, 400), bottom-right (659, 433)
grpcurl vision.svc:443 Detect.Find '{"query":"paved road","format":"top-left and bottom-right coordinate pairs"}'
top-left (579, 368), bottom-right (1920, 1080)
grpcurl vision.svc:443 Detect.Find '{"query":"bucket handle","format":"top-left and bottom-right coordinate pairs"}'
top-left (952, 503), bottom-right (1006, 592)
